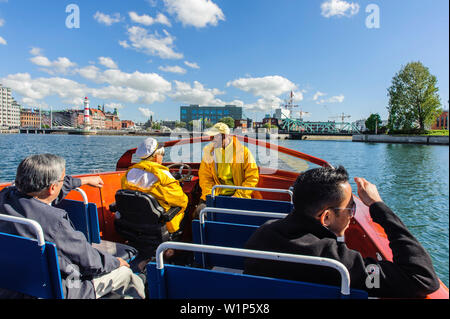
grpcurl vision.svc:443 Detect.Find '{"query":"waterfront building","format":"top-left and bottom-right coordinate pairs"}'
top-left (180, 104), bottom-right (243, 124)
top-left (121, 120), bottom-right (135, 129)
top-left (0, 84), bottom-right (20, 128)
top-left (20, 108), bottom-right (41, 128)
top-left (431, 111), bottom-right (449, 130)
top-left (105, 109), bottom-right (121, 130)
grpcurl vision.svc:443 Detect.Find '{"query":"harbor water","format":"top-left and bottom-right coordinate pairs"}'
top-left (0, 133), bottom-right (448, 287)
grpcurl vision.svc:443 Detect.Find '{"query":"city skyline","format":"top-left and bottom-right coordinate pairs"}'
top-left (0, 0), bottom-right (448, 123)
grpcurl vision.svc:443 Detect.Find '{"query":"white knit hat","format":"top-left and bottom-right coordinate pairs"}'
top-left (135, 137), bottom-right (159, 159)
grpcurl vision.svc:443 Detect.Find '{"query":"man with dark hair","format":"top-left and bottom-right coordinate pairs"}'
top-left (244, 166), bottom-right (440, 298)
top-left (0, 154), bottom-right (145, 299)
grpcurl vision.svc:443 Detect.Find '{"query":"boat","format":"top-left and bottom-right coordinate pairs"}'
top-left (0, 134), bottom-right (448, 299)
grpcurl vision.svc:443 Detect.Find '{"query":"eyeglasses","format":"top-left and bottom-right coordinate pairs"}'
top-left (331, 201), bottom-right (356, 218)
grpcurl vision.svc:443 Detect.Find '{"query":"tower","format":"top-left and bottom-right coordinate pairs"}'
top-left (83, 96), bottom-right (91, 128)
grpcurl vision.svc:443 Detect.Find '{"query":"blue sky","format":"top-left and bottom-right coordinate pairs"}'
top-left (0, 0), bottom-right (448, 123)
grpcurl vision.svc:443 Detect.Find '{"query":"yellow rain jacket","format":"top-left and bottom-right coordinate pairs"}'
top-left (121, 160), bottom-right (188, 233)
top-left (199, 136), bottom-right (259, 201)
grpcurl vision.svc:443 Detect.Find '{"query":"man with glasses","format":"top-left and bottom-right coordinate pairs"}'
top-left (0, 154), bottom-right (145, 299)
top-left (244, 165), bottom-right (439, 298)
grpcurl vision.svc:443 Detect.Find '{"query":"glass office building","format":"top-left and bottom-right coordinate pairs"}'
top-left (180, 105), bottom-right (243, 124)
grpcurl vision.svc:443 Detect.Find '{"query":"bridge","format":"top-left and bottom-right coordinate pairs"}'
top-left (280, 118), bottom-right (361, 138)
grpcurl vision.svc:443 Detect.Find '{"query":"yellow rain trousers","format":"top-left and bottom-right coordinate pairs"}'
top-left (121, 160), bottom-right (188, 233)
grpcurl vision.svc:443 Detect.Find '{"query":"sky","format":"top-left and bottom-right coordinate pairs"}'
top-left (0, 0), bottom-right (448, 123)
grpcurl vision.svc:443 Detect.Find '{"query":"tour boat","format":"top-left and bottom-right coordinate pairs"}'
top-left (0, 134), bottom-right (448, 299)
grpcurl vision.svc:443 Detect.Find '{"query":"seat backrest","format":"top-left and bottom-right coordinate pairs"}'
top-left (56, 199), bottom-right (101, 244)
top-left (206, 195), bottom-right (293, 226)
top-left (147, 263), bottom-right (367, 299)
top-left (115, 189), bottom-right (164, 225)
top-left (192, 220), bottom-right (259, 269)
top-left (0, 215), bottom-right (64, 299)
top-left (147, 242), bottom-right (368, 299)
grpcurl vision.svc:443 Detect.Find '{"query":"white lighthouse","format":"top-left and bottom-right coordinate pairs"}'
top-left (83, 96), bottom-right (91, 129)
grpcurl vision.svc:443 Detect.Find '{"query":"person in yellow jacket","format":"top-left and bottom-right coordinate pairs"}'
top-left (195, 123), bottom-right (259, 218)
top-left (121, 137), bottom-right (188, 234)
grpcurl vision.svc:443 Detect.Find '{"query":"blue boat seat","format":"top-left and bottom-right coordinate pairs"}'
top-left (206, 195), bottom-right (293, 226)
top-left (56, 194), bottom-right (137, 262)
top-left (192, 220), bottom-right (258, 269)
top-left (0, 214), bottom-right (64, 299)
top-left (147, 242), bottom-right (368, 299)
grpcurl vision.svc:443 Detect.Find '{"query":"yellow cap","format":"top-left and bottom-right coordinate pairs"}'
top-left (205, 122), bottom-right (231, 136)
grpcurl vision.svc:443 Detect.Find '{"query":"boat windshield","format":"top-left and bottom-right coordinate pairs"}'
top-left (127, 135), bottom-right (323, 174)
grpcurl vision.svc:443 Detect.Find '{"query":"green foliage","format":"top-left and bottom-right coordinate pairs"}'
top-left (387, 61), bottom-right (442, 131)
top-left (175, 121), bottom-right (186, 128)
top-left (151, 122), bottom-right (161, 130)
top-left (218, 117), bottom-right (235, 129)
top-left (365, 113), bottom-right (382, 133)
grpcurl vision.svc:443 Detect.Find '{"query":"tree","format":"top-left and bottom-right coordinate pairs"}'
top-left (387, 62), bottom-right (442, 132)
top-left (175, 121), bottom-right (186, 128)
top-left (218, 117), bottom-right (235, 129)
top-left (365, 113), bottom-right (382, 133)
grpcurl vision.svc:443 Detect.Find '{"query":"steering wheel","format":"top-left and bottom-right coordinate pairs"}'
top-left (167, 163), bottom-right (193, 182)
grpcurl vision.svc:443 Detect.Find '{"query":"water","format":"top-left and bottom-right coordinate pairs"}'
top-left (0, 134), bottom-right (448, 287)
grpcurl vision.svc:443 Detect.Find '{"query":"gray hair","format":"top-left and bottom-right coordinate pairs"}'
top-left (15, 154), bottom-right (66, 194)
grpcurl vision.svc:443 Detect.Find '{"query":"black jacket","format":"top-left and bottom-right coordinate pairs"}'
top-left (0, 176), bottom-right (119, 299)
top-left (244, 202), bottom-right (440, 298)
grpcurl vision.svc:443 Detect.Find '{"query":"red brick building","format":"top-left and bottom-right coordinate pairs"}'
top-left (431, 111), bottom-right (448, 130)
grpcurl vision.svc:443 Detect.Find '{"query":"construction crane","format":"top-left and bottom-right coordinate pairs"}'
top-left (329, 112), bottom-right (351, 123)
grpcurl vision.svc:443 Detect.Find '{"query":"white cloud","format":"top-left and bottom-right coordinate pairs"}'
top-left (98, 56), bottom-right (118, 69)
top-left (76, 65), bottom-right (101, 82)
top-left (170, 80), bottom-right (225, 105)
top-left (138, 107), bottom-right (154, 118)
top-left (184, 61), bottom-right (200, 69)
top-left (0, 18), bottom-right (5, 27)
top-left (30, 47), bottom-right (43, 56)
top-left (313, 91), bottom-right (326, 101)
top-left (104, 102), bottom-right (125, 110)
top-left (30, 55), bottom-right (77, 74)
top-left (321, 0), bottom-right (360, 18)
top-left (94, 11), bottom-right (123, 26)
top-left (316, 94), bottom-right (345, 104)
top-left (118, 40), bottom-right (130, 48)
top-left (0, 73), bottom-right (87, 105)
top-left (2, 64), bottom-right (173, 107)
top-left (129, 11), bottom-right (171, 27)
top-left (123, 26), bottom-right (183, 59)
top-left (158, 65), bottom-right (187, 74)
top-left (227, 75), bottom-right (297, 100)
top-left (163, 0), bottom-right (225, 28)
top-left (0, 36), bottom-right (7, 45)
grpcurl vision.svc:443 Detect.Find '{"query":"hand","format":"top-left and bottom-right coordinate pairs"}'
top-left (354, 177), bottom-right (383, 207)
top-left (80, 176), bottom-right (104, 188)
top-left (117, 257), bottom-right (130, 268)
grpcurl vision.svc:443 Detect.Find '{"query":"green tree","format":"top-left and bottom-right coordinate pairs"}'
top-left (365, 113), bottom-right (382, 133)
top-left (175, 121), bottom-right (186, 128)
top-left (218, 116), bottom-right (235, 129)
top-left (387, 61), bottom-right (442, 132)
